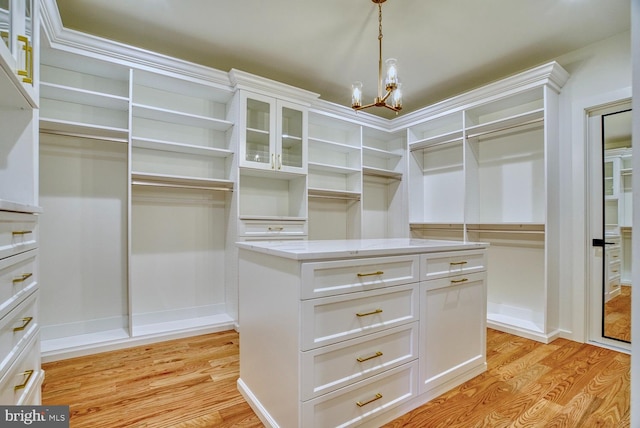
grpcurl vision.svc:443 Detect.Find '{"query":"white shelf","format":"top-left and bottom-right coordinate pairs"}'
top-left (409, 130), bottom-right (463, 151)
top-left (308, 137), bottom-right (360, 152)
top-left (131, 172), bottom-right (234, 191)
top-left (363, 145), bottom-right (402, 160)
top-left (308, 188), bottom-right (361, 200)
top-left (308, 162), bottom-right (360, 175)
top-left (239, 215), bottom-right (306, 221)
top-left (466, 108), bottom-right (544, 139)
top-left (40, 117), bottom-right (129, 142)
top-left (40, 81), bottom-right (129, 111)
top-left (132, 103), bottom-right (233, 131)
top-left (131, 136), bottom-right (233, 158)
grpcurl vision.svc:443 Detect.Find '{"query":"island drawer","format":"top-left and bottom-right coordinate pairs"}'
top-left (301, 360), bottom-right (418, 428)
top-left (0, 332), bottom-right (41, 405)
top-left (300, 322), bottom-right (418, 400)
top-left (0, 250), bottom-right (38, 321)
top-left (0, 211), bottom-right (38, 261)
top-left (301, 283), bottom-right (418, 351)
top-left (301, 255), bottom-right (419, 299)
top-left (420, 249), bottom-right (486, 281)
top-left (0, 291), bottom-right (38, 377)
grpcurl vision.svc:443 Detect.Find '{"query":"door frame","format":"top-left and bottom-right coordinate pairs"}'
top-left (584, 91), bottom-right (632, 352)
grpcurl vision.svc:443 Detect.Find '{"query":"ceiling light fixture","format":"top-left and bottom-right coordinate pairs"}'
top-left (351, 0), bottom-right (402, 113)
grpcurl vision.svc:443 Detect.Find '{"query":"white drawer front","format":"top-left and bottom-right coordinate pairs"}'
top-left (0, 291), bottom-right (38, 376)
top-left (420, 249), bottom-right (486, 281)
top-left (0, 333), bottom-right (42, 405)
top-left (239, 219), bottom-right (307, 238)
top-left (302, 361), bottom-right (418, 428)
top-left (0, 249), bottom-right (38, 320)
top-left (0, 212), bottom-right (38, 260)
top-left (301, 255), bottom-right (419, 300)
top-left (301, 283), bottom-right (418, 351)
top-left (301, 322), bottom-right (418, 400)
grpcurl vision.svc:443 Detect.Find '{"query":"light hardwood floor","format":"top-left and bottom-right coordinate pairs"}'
top-left (604, 285), bottom-right (631, 342)
top-left (42, 329), bottom-right (630, 427)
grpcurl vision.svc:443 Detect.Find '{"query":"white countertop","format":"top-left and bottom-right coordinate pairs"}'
top-left (0, 199), bottom-right (42, 214)
top-left (237, 238), bottom-right (488, 260)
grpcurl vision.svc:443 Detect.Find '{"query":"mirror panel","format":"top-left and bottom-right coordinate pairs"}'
top-left (603, 108), bottom-right (632, 343)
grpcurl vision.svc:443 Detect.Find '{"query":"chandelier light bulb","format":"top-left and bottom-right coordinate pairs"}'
top-left (352, 81), bottom-right (363, 108)
top-left (385, 58), bottom-right (398, 90)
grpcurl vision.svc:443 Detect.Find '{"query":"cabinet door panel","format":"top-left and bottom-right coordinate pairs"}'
top-left (420, 273), bottom-right (486, 394)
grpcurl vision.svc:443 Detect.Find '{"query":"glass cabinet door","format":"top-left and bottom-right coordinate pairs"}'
top-left (277, 100), bottom-right (307, 174)
top-left (242, 94), bottom-right (275, 170)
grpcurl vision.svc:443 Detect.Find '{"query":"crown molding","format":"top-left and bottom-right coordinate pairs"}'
top-left (39, 0), bottom-right (232, 90)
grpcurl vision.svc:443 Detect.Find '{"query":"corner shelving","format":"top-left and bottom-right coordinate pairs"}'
top-left (39, 49), bottom-right (130, 142)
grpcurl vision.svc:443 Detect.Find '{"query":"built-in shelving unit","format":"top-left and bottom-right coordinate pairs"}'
top-left (406, 63), bottom-right (569, 343)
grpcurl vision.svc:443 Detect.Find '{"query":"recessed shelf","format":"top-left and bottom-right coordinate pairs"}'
top-left (466, 108), bottom-right (544, 139)
top-left (308, 162), bottom-right (360, 175)
top-left (409, 130), bottom-right (464, 151)
top-left (132, 103), bottom-right (233, 131)
top-left (131, 137), bottom-right (233, 158)
top-left (362, 146), bottom-right (403, 160)
top-left (40, 82), bottom-right (129, 111)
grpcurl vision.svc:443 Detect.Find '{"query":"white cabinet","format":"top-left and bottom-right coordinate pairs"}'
top-left (0, 0), bottom-right (36, 105)
top-left (238, 239), bottom-right (487, 427)
top-left (239, 91), bottom-right (307, 174)
top-left (419, 251), bottom-right (487, 395)
top-left (0, 210), bottom-right (43, 405)
top-left (408, 62), bottom-right (569, 343)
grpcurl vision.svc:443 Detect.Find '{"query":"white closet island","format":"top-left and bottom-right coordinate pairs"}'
top-left (237, 238), bottom-right (488, 428)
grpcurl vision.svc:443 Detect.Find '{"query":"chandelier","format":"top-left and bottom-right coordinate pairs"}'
top-left (351, 0), bottom-right (402, 113)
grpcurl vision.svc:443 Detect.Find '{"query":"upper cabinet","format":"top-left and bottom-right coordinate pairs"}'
top-left (0, 0), bottom-right (36, 108)
top-left (238, 91), bottom-right (308, 174)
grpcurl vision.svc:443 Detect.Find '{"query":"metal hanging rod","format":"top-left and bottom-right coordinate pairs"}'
top-left (131, 180), bottom-right (233, 192)
top-left (40, 129), bottom-right (129, 144)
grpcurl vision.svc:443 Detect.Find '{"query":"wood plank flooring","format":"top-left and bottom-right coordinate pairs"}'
top-left (42, 329), bottom-right (630, 427)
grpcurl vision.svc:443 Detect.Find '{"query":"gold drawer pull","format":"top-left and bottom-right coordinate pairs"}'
top-left (14, 370), bottom-right (34, 391)
top-left (12, 230), bottom-right (33, 236)
top-left (13, 317), bottom-right (33, 332)
top-left (12, 273), bottom-right (33, 284)
top-left (450, 261), bottom-right (467, 266)
top-left (357, 351), bottom-right (383, 363)
top-left (356, 308), bottom-right (383, 317)
top-left (268, 226), bottom-right (284, 231)
top-left (451, 278), bottom-right (468, 284)
top-left (356, 393), bottom-right (383, 407)
top-left (357, 271), bottom-right (384, 277)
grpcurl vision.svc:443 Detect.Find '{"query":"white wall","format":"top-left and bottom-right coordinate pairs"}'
top-left (555, 31), bottom-right (632, 341)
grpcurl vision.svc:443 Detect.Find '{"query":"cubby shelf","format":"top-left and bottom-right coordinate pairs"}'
top-left (132, 103), bottom-right (233, 131)
top-left (131, 172), bottom-right (234, 191)
top-left (39, 117), bottom-right (129, 142)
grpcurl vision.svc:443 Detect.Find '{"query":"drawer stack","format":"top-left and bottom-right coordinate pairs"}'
top-left (0, 210), bottom-right (43, 405)
top-left (299, 255), bottom-right (420, 427)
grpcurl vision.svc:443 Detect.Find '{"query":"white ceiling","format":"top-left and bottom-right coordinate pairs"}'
top-left (53, 0), bottom-right (631, 118)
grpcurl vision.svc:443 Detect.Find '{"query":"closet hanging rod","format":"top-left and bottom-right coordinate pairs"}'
top-left (465, 117), bottom-right (543, 139)
top-left (40, 129), bottom-right (128, 144)
top-left (410, 136), bottom-right (462, 152)
top-left (308, 194), bottom-right (361, 201)
top-left (466, 228), bottom-right (544, 234)
top-left (131, 180), bottom-right (233, 192)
